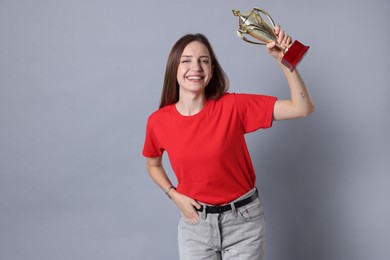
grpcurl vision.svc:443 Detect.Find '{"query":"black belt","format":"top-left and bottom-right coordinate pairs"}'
top-left (197, 190), bottom-right (258, 214)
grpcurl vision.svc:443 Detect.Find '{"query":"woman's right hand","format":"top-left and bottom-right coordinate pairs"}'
top-left (170, 189), bottom-right (201, 224)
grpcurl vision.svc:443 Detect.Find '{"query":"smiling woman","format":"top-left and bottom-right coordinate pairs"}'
top-left (159, 34), bottom-right (229, 109)
top-left (142, 30), bottom-right (314, 259)
top-left (175, 41), bottom-right (214, 115)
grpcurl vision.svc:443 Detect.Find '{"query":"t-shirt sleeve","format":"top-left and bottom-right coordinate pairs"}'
top-left (233, 93), bottom-right (277, 133)
top-left (142, 117), bottom-right (165, 158)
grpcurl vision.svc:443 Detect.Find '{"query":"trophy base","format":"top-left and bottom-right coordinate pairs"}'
top-left (282, 40), bottom-right (310, 72)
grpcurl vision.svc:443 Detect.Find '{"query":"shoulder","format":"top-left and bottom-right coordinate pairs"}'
top-left (216, 92), bottom-right (276, 104)
top-left (147, 105), bottom-right (175, 125)
top-left (214, 92), bottom-right (235, 104)
top-left (230, 92), bottom-right (277, 103)
top-left (218, 92), bottom-right (277, 115)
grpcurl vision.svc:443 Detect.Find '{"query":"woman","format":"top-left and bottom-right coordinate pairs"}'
top-left (142, 26), bottom-right (314, 259)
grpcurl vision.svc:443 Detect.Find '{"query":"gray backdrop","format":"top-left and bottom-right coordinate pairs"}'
top-left (1, 0), bottom-right (389, 259)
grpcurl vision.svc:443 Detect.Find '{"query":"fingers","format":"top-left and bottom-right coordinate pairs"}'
top-left (184, 211), bottom-right (199, 224)
top-left (186, 200), bottom-right (201, 223)
top-left (274, 24), bottom-right (281, 36)
top-left (274, 25), bottom-right (292, 48)
top-left (173, 192), bottom-right (200, 224)
top-left (183, 204), bottom-right (200, 224)
top-left (192, 201), bottom-right (202, 210)
top-left (281, 35), bottom-right (292, 48)
top-left (275, 25), bottom-right (284, 44)
top-left (266, 41), bottom-right (277, 52)
top-left (267, 41), bottom-right (276, 49)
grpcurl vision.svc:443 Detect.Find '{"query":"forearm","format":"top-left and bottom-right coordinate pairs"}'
top-left (146, 157), bottom-right (174, 193)
top-left (145, 158), bottom-right (200, 222)
top-left (280, 64), bottom-right (315, 116)
top-left (147, 165), bottom-right (174, 192)
top-left (272, 62), bottom-right (314, 120)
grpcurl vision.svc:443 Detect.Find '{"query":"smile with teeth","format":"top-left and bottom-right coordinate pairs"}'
top-left (187, 75), bottom-right (203, 80)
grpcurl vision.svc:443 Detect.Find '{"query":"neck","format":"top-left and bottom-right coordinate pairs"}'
top-left (176, 93), bottom-right (207, 116)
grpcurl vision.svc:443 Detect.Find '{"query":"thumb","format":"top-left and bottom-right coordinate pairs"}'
top-left (192, 200), bottom-right (202, 210)
top-left (266, 41), bottom-right (276, 50)
top-left (266, 41), bottom-right (282, 55)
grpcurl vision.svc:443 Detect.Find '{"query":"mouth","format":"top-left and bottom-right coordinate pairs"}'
top-left (186, 75), bottom-right (204, 81)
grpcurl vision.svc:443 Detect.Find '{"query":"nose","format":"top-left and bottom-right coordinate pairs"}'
top-left (191, 61), bottom-right (202, 71)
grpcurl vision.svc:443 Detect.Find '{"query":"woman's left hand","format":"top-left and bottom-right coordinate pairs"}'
top-left (266, 25), bottom-right (292, 61)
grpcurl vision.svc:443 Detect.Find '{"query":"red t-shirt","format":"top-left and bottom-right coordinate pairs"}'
top-left (142, 92), bottom-right (277, 205)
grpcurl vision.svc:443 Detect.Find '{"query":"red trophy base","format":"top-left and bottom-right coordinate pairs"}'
top-left (281, 40), bottom-right (310, 72)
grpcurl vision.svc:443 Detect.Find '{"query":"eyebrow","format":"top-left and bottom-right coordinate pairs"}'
top-left (180, 55), bottom-right (210, 59)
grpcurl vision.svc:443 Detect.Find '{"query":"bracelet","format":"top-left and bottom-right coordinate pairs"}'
top-left (164, 185), bottom-right (176, 199)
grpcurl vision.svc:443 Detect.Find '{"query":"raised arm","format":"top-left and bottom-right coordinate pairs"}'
top-left (266, 25), bottom-right (315, 120)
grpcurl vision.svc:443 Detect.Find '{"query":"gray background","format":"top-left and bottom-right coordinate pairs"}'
top-left (0, 0), bottom-right (389, 259)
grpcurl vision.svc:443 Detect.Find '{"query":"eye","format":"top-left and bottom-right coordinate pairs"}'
top-left (181, 59), bottom-right (190, 63)
top-left (200, 59), bottom-right (210, 64)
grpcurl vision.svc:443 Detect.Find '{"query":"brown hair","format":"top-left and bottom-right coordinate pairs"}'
top-left (159, 33), bottom-right (229, 108)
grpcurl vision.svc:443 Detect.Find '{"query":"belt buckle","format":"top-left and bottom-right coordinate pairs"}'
top-left (214, 204), bottom-right (222, 213)
top-left (213, 204), bottom-right (227, 214)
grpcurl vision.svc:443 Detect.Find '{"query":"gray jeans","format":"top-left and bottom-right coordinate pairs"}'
top-left (178, 188), bottom-right (265, 260)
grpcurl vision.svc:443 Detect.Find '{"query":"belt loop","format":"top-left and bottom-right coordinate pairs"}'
top-left (201, 205), bottom-right (207, 219)
top-left (230, 202), bottom-right (238, 218)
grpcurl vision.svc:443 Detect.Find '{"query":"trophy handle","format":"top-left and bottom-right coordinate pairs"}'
top-left (253, 8), bottom-right (276, 28)
top-left (237, 29), bottom-right (265, 45)
top-left (252, 8), bottom-right (287, 53)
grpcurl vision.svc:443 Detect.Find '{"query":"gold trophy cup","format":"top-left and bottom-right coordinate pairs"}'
top-left (232, 8), bottom-right (309, 71)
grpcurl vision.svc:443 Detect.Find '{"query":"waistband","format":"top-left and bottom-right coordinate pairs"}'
top-left (196, 188), bottom-right (258, 214)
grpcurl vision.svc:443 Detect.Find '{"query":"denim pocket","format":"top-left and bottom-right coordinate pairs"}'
top-left (237, 198), bottom-right (264, 221)
top-left (179, 211), bottom-right (201, 226)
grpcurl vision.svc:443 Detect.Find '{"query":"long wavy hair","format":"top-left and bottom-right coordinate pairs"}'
top-left (159, 34), bottom-right (229, 108)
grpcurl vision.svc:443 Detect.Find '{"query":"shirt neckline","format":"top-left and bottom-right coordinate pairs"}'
top-left (173, 99), bottom-right (213, 119)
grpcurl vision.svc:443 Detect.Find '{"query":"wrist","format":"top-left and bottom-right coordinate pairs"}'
top-left (164, 185), bottom-right (176, 199)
